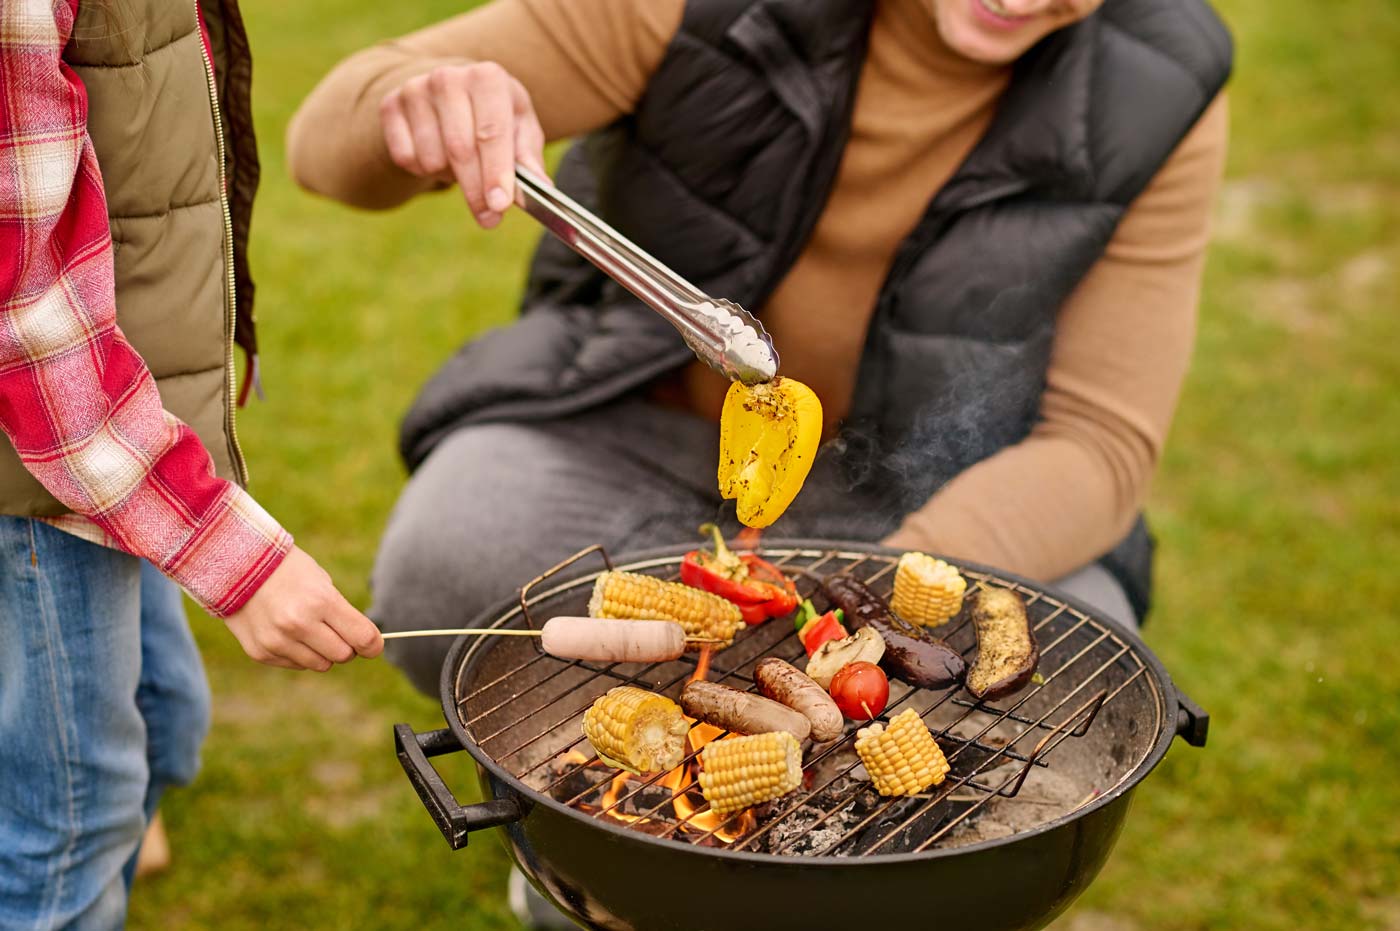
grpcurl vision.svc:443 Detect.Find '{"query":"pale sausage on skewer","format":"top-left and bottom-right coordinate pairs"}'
top-left (540, 617), bottom-right (687, 664)
top-left (382, 617), bottom-right (705, 663)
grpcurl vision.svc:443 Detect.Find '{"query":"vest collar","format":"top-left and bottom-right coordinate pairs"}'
top-left (932, 15), bottom-right (1100, 213)
top-left (725, 0), bottom-right (873, 141)
top-left (719, 0), bottom-right (875, 308)
top-left (752, 0), bottom-right (873, 66)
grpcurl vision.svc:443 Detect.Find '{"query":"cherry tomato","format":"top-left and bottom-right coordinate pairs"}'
top-left (828, 661), bottom-right (889, 720)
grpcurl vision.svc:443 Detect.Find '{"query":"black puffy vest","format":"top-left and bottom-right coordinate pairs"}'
top-left (401, 0), bottom-right (1232, 617)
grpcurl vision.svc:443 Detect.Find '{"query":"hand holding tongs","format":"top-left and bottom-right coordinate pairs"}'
top-left (513, 164), bottom-right (778, 385)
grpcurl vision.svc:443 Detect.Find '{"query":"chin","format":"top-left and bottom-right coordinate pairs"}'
top-left (931, 0), bottom-right (1090, 66)
top-left (936, 16), bottom-right (1030, 64)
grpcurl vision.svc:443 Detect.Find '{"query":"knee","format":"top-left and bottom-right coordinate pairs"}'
top-left (373, 426), bottom-right (559, 695)
top-left (372, 497), bottom-right (522, 631)
top-left (1049, 564), bottom-right (1139, 630)
top-left (373, 424), bottom-right (566, 623)
top-left (0, 740), bottom-right (148, 930)
top-left (373, 518), bottom-right (527, 697)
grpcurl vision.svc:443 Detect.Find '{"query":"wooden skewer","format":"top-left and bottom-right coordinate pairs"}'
top-left (382, 628), bottom-right (541, 640)
top-left (381, 627), bottom-right (727, 645)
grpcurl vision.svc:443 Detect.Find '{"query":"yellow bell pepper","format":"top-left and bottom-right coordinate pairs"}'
top-left (718, 377), bottom-right (822, 528)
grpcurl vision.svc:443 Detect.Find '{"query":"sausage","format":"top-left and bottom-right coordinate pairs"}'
top-left (680, 680), bottom-right (812, 741)
top-left (821, 575), bottom-right (966, 690)
top-left (540, 617), bottom-right (686, 664)
top-left (965, 588), bottom-right (1040, 701)
top-left (754, 658), bottom-right (845, 742)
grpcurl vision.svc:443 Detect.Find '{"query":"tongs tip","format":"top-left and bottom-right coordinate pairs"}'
top-left (709, 299), bottom-right (779, 385)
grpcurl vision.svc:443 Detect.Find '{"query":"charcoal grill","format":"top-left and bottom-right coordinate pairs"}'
top-left (395, 541), bottom-right (1209, 930)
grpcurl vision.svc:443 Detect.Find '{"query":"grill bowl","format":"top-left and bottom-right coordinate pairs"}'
top-left (395, 541), bottom-right (1208, 931)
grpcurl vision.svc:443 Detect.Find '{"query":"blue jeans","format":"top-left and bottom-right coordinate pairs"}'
top-left (0, 518), bottom-right (211, 930)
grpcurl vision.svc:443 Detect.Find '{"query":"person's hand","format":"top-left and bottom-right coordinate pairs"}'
top-left (224, 546), bottom-right (383, 671)
top-left (379, 61), bottom-right (546, 229)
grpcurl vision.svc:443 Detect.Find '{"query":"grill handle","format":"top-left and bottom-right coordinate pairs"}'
top-left (1174, 688), bottom-right (1210, 747)
top-left (394, 724), bottom-right (527, 850)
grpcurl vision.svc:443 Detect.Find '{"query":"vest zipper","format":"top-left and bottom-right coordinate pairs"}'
top-left (196, 12), bottom-right (249, 486)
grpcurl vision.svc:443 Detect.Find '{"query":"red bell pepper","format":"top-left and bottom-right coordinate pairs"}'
top-left (680, 524), bottom-right (799, 625)
top-left (796, 608), bottom-right (848, 657)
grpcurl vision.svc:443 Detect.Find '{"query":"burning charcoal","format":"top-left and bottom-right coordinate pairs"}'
top-left (942, 740), bottom-right (1006, 779)
top-left (616, 818), bottom-right (680, 839)
top-left (544, 762), bottom-right (610, 803)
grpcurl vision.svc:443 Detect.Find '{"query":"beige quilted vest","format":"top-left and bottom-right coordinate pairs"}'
top-left (0, 0), bottom-right (259, 514)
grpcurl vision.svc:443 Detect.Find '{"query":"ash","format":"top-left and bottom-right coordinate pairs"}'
top-left (747, 774), bottom-right (973, 857)
top-left (939, 762), bottom-right (1088, 848)
top-left (750, 774), bottom-right (871, 856)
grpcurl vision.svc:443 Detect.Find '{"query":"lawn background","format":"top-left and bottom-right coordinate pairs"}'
top-left (127, 0), bottom-right (1399, 928)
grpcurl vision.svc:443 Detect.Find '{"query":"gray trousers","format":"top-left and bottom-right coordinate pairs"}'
top-left (371, 397), bottom-right (1135, 697)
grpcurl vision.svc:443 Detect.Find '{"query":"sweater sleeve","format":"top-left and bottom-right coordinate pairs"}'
top-left (0, 0), bottom-right (290, 616)
top-left (286, 0), bottom-right (684, 209)
top-left (884, 94), bottom-right (1230, 581)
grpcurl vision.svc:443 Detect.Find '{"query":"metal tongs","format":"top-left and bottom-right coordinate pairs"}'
top-left (514, 164), bottom-right (778, 385)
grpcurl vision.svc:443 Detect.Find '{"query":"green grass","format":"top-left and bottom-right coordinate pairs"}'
top-left (127, 1), bottom-right (1399, 928)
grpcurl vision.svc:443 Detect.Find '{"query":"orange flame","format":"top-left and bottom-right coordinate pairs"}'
top-left (598, 770), bottom-right (646, 824)
top-left (691, 644), bottom-right (714, 682)
top-left (664, 647), bottom-right (756, 840)
top-left (589, 646), bottom-right (755, 841)
top-left (663, 719), bottom-right (757, 840)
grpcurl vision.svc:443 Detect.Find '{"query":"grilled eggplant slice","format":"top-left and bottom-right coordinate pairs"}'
top-left (821, 575), bottom-right (966, 690)
top-left (966, 588), bottom-right (1040, 701)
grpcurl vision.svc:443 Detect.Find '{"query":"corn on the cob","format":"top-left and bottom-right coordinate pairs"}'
top-left (697, 731), bottom-right (803, 815)
top-left (582, 687), bottom-right (689, 774)
top-left (891, 552), bottom-right (967, 627)
top-left (854, 708), bottom-right (950, 797)
top-left (588, 570), bottom-right (743, 648)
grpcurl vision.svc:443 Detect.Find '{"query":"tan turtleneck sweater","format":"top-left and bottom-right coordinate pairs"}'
top-left (287, 0), bottom-right (1228, 583)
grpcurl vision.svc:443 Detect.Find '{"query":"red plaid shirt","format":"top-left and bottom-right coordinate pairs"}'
top-left (0, 0), bottom-right (290, 617)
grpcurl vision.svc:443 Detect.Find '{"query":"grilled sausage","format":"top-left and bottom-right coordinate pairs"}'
top-left (821, 575), bottom-right (966, 690)
top-left (540, 617), bottom-right (686, 664)
top-left (754, 658), bottom-right (845, 742)
top-left (680, 680), bottom-right (812, 741)
top-left (965, 588), bottom-right (1040, 701)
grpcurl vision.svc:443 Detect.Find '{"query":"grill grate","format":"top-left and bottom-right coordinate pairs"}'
top-left (452, 545), bottom-right (1161, 858)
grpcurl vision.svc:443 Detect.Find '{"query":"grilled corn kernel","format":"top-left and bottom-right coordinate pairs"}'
top-left (891, 552), bottom-right (967, 627)
top-left (582, 686), bottom-right (689, 774)
top-left (698, 731), bottom-right (803, 815)
top-left (855, 708), bottom-right (950, 797)
top-left (588, 570), bottom-right (743, 648)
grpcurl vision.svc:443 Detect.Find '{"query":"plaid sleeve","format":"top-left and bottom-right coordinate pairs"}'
top-left (0, 0), bottom-right (290, 617)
